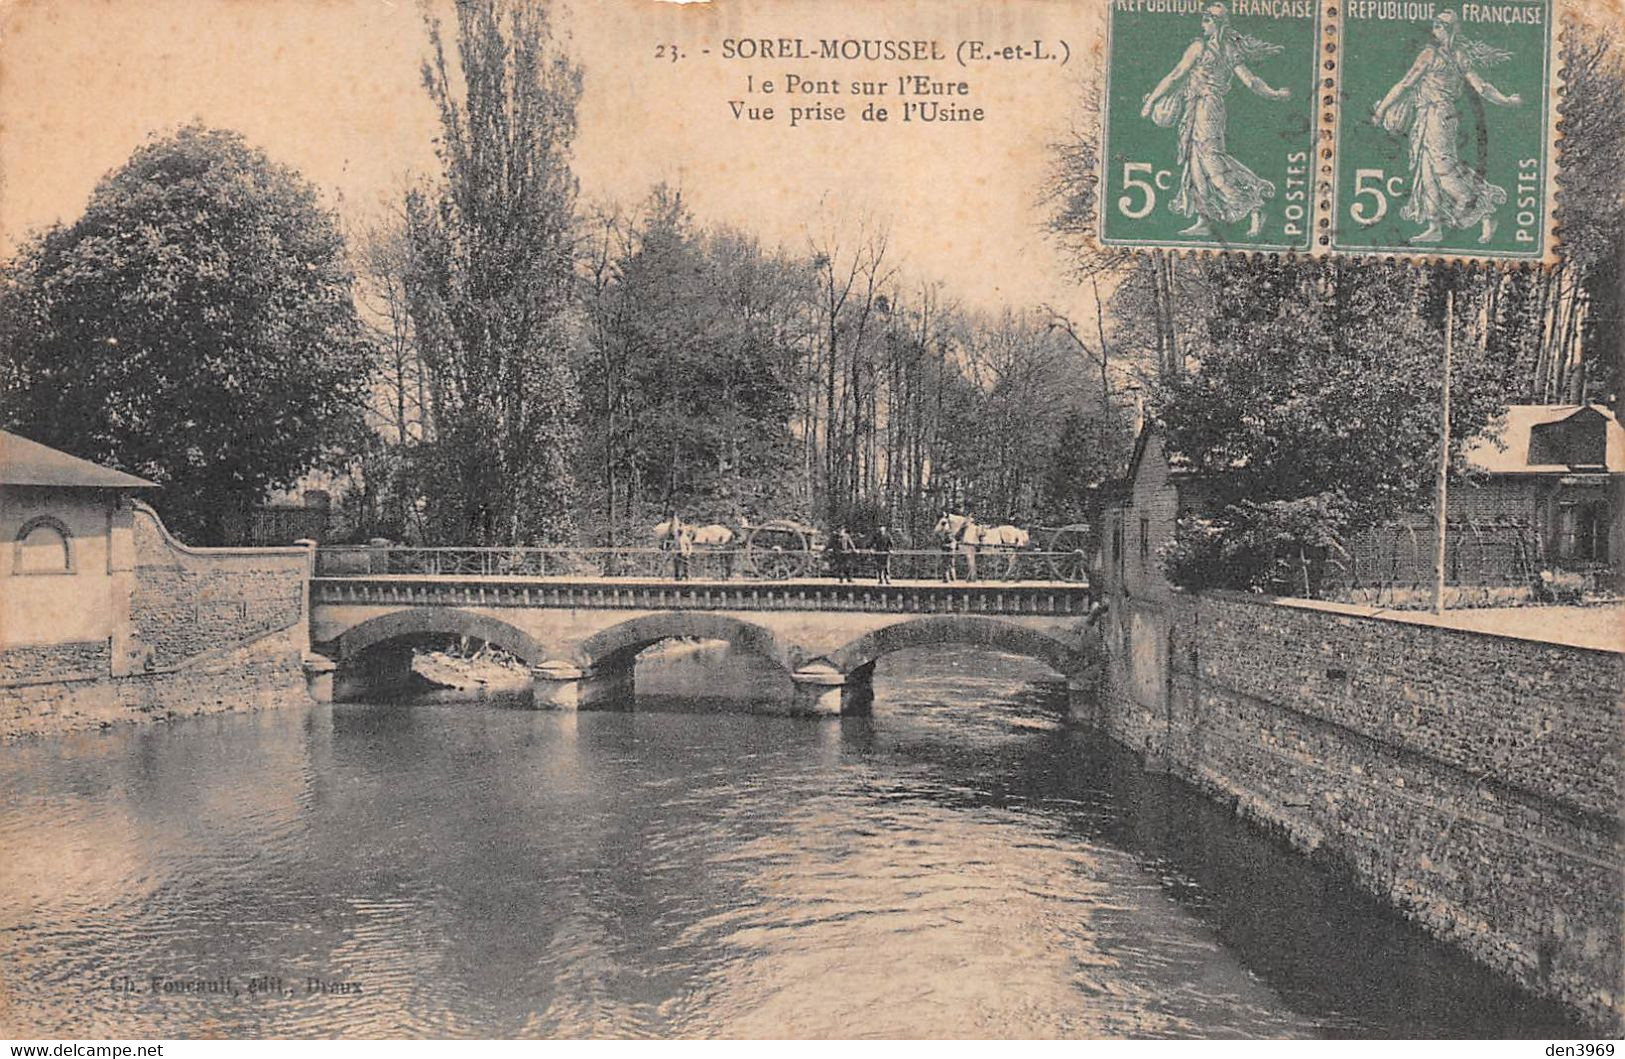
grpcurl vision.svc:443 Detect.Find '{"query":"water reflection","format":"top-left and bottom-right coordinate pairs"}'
top-left (0, 646), bottom-right (1587, 1038)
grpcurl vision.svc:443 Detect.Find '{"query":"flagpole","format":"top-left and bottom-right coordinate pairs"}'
top-left (1434, 287), bottom-right (1453, 616)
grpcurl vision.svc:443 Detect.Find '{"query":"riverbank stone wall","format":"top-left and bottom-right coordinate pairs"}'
top-left (1, 627), bottom-right (308, 740)
top-left (1, 504), bottom-right (311, 740)
top-left (1093, 590), bottom-right (1624, 1030)
top-left (130, 505), bottom-right (306, 669)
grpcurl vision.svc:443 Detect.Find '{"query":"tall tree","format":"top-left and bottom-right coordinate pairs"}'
top-left (1156, 258), bottom-right (1507, 591)
top-left (0, 125), bottom-right (371, 544)
top-left (578, 187), bottom-right (805, 536)
top-left (406, 0), bottom-right (583, 545)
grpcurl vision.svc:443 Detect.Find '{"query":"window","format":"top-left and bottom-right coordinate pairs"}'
top-left (1556, 499), bottom-right (1610, 562)
top-left (14, 516), bottom-right (73, 574)
top-left (1139, 517), bottom-right (1151, 565)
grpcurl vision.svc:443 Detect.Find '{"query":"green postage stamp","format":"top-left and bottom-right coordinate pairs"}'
top-left (1100, 0), bottom-right (1557, 262)
top-left (1100, 0), bottom-right (1321, 253)
top-left (1332, 0), bottom-right (1554, 259)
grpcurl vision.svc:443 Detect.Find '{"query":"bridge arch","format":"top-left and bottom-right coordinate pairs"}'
top-left (574, 612), bottom-right (800, 674)
top-left (824, 616), bottom-right (1088, 678)
top-left (334, 607), bottom-right (547, 667)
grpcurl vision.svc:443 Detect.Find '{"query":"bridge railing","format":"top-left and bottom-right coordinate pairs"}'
top-left (314, 545), bottom-right (1091, 583)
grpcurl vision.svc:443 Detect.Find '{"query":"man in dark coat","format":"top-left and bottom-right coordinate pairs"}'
top-left (873, 524), bottom-right (893, 585)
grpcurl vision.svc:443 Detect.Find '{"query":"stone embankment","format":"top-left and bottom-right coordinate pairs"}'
top-left (1, 504), bottom-right (312, 740)
top-left (1090, 589), bottom-right (1624, 1031)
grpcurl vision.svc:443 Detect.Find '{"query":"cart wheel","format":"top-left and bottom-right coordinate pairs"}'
top-left (745, 522), bottom-right (811, 579)
top-left (1046, 527), bottom-right (1092, 582)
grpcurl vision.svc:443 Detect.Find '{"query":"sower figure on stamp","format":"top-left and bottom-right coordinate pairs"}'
top-left (1140, 2), bottom-right (1292, 239)
top-left (1373, 10), bottom-right (1521, 245)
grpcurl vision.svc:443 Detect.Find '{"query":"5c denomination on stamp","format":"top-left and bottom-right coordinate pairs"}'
top-left (1332, 0), bottom-right (1554, 259)
top-left (1101, 0), bottom-right (1321, 253)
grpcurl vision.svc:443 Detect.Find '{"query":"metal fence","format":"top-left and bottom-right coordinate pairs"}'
top-left (1327, 519), bottom-right (1541, 592)
top-left (314, 545), bottom-right (1091, 583)
top-left (1311, 518), bottom-right (1615, 605)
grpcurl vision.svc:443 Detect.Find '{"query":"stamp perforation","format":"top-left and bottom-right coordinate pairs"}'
top-left (1091, 0), bottom-right (1569, 267)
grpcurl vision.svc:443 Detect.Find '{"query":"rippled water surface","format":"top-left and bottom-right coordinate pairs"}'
top-left (0, 647), bottom-right (1587, 1038)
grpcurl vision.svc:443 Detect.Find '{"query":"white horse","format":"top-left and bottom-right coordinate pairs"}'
top-left (652, 519), bottom-right (738, 578)
top-left (934, 513), bottom-right (1031, 579)
top-left (652, 521), bottom-right (735, 548)
top-left (689, 523), bottom-right (736, 547)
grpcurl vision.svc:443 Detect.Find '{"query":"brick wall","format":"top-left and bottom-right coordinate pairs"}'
top-left (1095, 591), bottom-right (1624, 1028)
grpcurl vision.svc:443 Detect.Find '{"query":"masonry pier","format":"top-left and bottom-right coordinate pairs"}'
top-left (530, 659), bottom-right (635, 710)
top-left (789, 662), bottom-right (874, 716)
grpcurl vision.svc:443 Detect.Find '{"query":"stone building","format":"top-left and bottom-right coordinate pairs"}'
top-left (1, 430), bottom-right (317, 739)
top-left (1, 429), bottom-right (154, 677)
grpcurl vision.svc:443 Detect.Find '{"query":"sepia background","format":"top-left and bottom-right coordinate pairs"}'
top-left (0, 0), bottom-right (1107, 318)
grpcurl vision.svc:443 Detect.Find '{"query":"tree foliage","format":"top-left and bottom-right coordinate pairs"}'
top-left (1155, 258), bottom-right (1507, 591)
top-left (405, 0), bottom-right (583, 545)
top-left (579, 188), bottom-right (803, 539)
top-left (0, 125), bottom-right (370, 543)
top-left (567, 192), bottom-right (1127, 547)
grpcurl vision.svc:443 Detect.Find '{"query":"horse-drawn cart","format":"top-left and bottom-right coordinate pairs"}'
top-left (743, 519), bottom-right (822, 579)
top-left (1035, 523), bottom-right (1094, 582)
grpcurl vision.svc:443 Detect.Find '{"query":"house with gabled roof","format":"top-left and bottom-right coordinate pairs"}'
top-left (0, 430), bottom-right (155, 679)
top-left (1456, 404), bottom-right (1624, 568)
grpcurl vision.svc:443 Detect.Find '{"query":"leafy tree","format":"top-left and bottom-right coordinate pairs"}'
top-left (579, 187), bottom-right (803, 538)
top-left (1550, 24), bottom-right (1624, 403)
top-left (405, 0), bottom-right (583, 545)
top-left (1038, 407), bottom-right (1122, 522)
top-left (1156, 257), bottom-right (1506, 592)
top-left (0, 125), bottom-right (370, 544)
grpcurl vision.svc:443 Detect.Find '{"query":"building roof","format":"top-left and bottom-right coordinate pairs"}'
top-left (0, 431), bottom-right (157, 489)
top-left (1463, 404), bottom-right (1625, 476)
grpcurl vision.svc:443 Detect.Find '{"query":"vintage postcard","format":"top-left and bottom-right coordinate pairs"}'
top-left (0, 0), bottom-right (1619, 1044)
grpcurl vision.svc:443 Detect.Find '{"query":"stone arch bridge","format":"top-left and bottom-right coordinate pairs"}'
top-left (309, 572), bottom-right (1101, 716)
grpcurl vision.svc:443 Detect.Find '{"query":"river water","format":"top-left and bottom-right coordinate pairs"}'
top-left (0, 646), bottom-right (1587, 1038)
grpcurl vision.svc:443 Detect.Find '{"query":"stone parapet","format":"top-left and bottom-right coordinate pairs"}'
top-left (310, 575), bottom-right (1094, 618)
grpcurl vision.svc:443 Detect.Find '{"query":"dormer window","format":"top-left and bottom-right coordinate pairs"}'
top-left (1529, 408), bottom-right (1607, 469)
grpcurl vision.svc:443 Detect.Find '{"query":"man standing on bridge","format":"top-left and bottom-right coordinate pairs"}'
top-left (938, 515), bottom-right (958, 583)
top-left (873, 524), bottom-right (893, 585)
top-left (661, 509), bottom-right (691, 581)
top-left (829, 526), bottom-right (857, 583)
